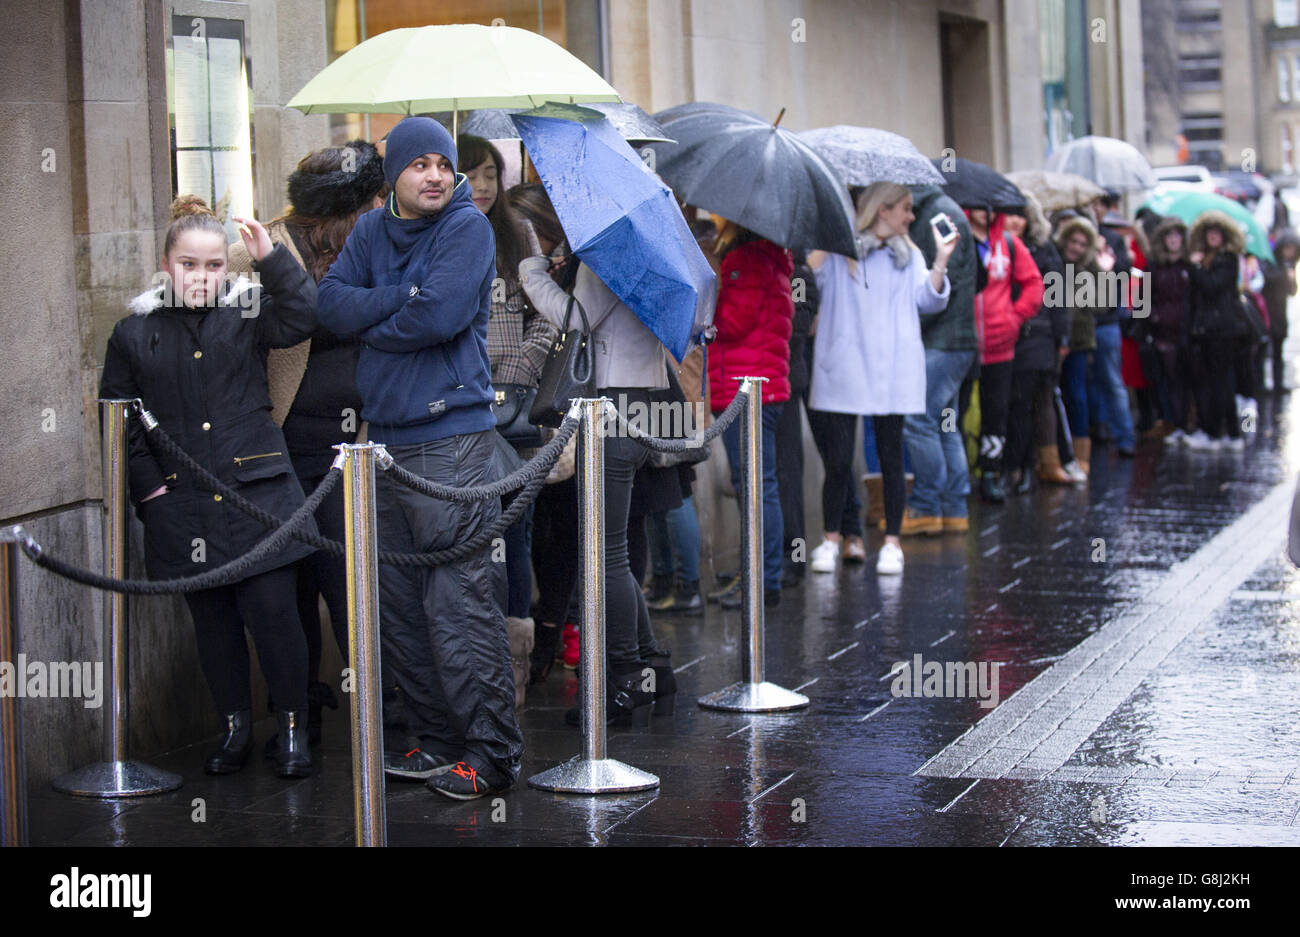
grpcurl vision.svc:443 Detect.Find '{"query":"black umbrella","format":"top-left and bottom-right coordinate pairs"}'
top-left (932, 157), bottom-right (1026, 213)
top-left (649, 103), bottom-right (857, 257)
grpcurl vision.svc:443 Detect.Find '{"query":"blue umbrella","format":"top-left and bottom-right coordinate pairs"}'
top-left (511, 108), bottom-right (716, 360)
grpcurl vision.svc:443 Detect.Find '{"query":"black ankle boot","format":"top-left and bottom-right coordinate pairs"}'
top-left (563, 665), bottom-right (655, 727)
top-left (272, 710), bottom-right (313, 778)
top-left (980, 471), bottom-right (1006, 504)
top-left (530, 623), bottom-right (560, 684)
top-left (644, 649), bottom-right (677, 716)
top-left (205, 710), bottom-right (252, 775)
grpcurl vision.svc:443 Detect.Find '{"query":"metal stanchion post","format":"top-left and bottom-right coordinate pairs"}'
top-left (52, 400), bottom-right (182, 797)
top-left (1, 526), bottom-right (29, 845)
top-left (342, 443), bottom-right (386, 847)
top-left (529, 398), bottom-right (659, 793)
top-left (699, 378), bottom-right (810, 712)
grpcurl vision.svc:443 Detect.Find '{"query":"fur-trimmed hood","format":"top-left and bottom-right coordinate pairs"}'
top-left (1052, 214), bottom-right (1099, 268)
top-left (1188, 209), bottom-right (1247, 257)
top-left (1019, 191), bottom-right (1052, 248)
top-left (1147, 215), bottom-right (1190, 265)
top-left (127, 274), bottom-right (258, 316)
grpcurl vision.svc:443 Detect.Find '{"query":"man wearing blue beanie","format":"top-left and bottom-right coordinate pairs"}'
top-left (319, 116), bottom-right (522, 800)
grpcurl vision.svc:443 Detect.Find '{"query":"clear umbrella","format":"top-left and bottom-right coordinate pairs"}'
top-left (1045, 136), bottom-right (1157, 192)
top-left (798, 125), bottom-right (945, 186)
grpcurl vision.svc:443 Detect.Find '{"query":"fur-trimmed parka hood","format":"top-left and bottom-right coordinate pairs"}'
top-left (1148, 215), bottom-right (1190, 265)
top-left (1188, 210), bottom-right (1247, 257)
top-left (1053, 214), bottom-right (1099, 268)
top-left (127, 274), bottom-right (258, 316)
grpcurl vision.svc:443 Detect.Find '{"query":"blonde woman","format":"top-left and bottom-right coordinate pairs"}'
top-left (808, 183), bottom-right (957, 575)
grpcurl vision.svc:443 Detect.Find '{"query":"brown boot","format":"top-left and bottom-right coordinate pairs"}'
top-left (1072, 437), bottom-right (1091, 476)
top-left (1036, 445), bottom-right (1073, 484)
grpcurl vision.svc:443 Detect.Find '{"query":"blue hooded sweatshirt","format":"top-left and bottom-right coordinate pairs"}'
top-left (318, 174), bottom-right (497, 445)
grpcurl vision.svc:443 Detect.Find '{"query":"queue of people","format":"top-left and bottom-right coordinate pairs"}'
top-left (101, 113), bottom-right (1299, 802)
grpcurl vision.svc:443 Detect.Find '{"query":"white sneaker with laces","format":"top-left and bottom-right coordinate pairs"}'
top-left (876, 542), bottom-right (904, 576)
top-left (809, 539), bottom-right (839, 573)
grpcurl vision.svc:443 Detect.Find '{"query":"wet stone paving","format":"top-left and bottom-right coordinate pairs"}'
top-left (26, 393), bottom-right (1300, 847)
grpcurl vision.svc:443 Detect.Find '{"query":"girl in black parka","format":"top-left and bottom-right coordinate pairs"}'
top-left (99, 196), bottom-right (320, 778)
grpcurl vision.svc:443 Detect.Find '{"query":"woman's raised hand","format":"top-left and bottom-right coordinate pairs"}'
top-left (233, 215), bottom-right (274, 263)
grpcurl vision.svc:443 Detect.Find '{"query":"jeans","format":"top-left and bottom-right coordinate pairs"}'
top-left (648, 496), bottom-right (701, 584)
top-left (1060, 350), bottom-right (1090, 438)
top-left (722, 402), bottom-right (785, 592)
top-left (904, 348), bottom-right (975, 519)
top-left (1088, 323), bottom-right (1136, 449)
top-left (501, 502), bottom-right (534, 619)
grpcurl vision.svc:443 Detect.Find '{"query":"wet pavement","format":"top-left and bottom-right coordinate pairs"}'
top-left (24, 391), bottom-right (1300, 847)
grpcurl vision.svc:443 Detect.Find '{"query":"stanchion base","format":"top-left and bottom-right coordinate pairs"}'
top-left (697, 681), bottom-right (811, 712)
top-left (51, 760), bottom-right (183, 798)
top-left (527, 757), bottom-right (660, 794)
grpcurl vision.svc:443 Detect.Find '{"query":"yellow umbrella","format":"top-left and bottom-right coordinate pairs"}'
top-left (287, 24), bottom-right (622, 122)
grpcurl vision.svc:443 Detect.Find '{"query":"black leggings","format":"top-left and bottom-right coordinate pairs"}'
top-left (531, 476), bottom-right (579, 626)
top-left (978, 360), bottom-right (1015, 473)
top-left (184, 564), bottom-right (308, 714)
top-left (808, 409), bottom-right (863, 537)
top-left (1190, 337), bottom-right (1240, 438)
top-left (1008, 369), bottom-right (1057, 475)
top-left (872, 415), bottom-right (906, 536)
top-left (296, 473), bottom-right (348, 685)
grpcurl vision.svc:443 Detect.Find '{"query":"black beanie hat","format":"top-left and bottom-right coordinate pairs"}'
top-left (287, 140), bottom-right (385, 218)
top-left (383, 116), bottom-right (457, 188)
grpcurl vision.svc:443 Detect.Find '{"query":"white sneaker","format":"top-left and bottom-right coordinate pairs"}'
top-left (1204, 435), bottom-right (1223, 451)
top-left (1167, 428), bottom-right (1186, 446)
top-left (1062, 460), bottom-right (1088, 483)
top-left (1185, 430), bottom-right (1211, 450)
top-left (809, 539), bottom-right (839, 573)
top-left (1224, 436), bottom-right (1244, 451)
top-left (876, 542), bottom-right (904, 576)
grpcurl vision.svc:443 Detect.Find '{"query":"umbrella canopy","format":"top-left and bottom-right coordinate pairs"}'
top-left (511, 110), bottom-right (716, 360)
top-left (1045, 136), bottom-right (1157, 191)
top-left (1006, 169), bottom-right (1106, 213)
top-left (287, 25), bottom-right (622, 114)
top-left (649, 104), bottom-right (858, 257)
top-left (798, 125), bottom-right (945, 186)
top-left (932, 157), bottom-right (1025, 212)
top-left (1139, 189), bottom-right (1275, 262)
top-left (463, 101), bottom-right (674, 143)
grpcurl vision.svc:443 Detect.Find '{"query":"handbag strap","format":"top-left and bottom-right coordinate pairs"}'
top-left (562, 294), bottom-right (592, 335)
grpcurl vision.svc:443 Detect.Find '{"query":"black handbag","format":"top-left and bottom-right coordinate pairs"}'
top-left (529, 295), bottom-right (596, 428)
top-left (492, 383), bottom-right (542, 447)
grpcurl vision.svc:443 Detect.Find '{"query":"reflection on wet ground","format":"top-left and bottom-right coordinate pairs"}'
top-left (26, 393), bottom-right (1300, 846)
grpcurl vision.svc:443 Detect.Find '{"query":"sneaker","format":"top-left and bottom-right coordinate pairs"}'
top-left (1062, 460), bottom-right (1088, 483)
top-left (1167, 428), bottom-right (1186, 446)
top-left (809, 539), bottom-right (840, 573)
top-left (707, 578), bottom-right (741, 603)
top-left (426, 762), bottom-right (508, 801)
top-left (561, 624), bottom-right (580, 669)
top-left (667, 590), bottom-right (704, 615)
top-left (1224, 436), bottom-right (1244, 451)
top-left (876, 542), bottom-right (904, 576)
top-left (384, 748), bottom-right (456, 781)
top-left (843, 538), bottom-right (867, 563)
top-left (1203, 436), bottom-right (1224, 452)
top-left (1185, 430), bottom-right (1211, 450)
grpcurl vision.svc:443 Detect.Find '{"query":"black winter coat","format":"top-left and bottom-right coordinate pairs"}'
top-left (1187, 251), bottom-right (1241, 339)
top-left (1012, 239), bottom-right (1069, 372)
top-left (1148, 260), bottom-right (1191, 347)
top-left (99, 244), bottom-right (321, 581)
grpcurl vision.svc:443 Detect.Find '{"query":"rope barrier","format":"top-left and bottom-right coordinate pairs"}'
top-left (17, 469), bottom-right (341, 595)
top-left (614, 388), bottom-right (749, 452)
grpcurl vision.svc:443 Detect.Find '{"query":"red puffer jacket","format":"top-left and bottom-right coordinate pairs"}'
top-left (972, 212), bottom-right (1044, 365)
top-left (708, 238), bottom-right (794, 410)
